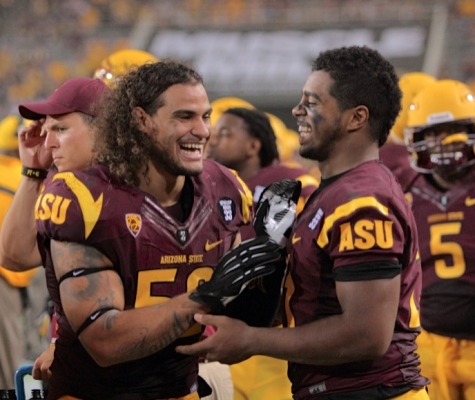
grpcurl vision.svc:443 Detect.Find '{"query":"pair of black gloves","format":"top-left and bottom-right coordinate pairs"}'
top-left (190, 179), bottom-right (302, 324)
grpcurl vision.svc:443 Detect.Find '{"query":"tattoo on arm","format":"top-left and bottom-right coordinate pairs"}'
top-left (114, 312), bottom-right (197, 361)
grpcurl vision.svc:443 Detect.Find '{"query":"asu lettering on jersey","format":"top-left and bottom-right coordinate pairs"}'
top-left (283, 160), bottom-right (428, 399)
top-left (315, 196), bottom-right (393, 251)
top-left (35, 171), bottom-right (103, 239)
top-left (338, 219), bottom-right (393, 251)
top-left (35, 159), bottom-right (252, 400)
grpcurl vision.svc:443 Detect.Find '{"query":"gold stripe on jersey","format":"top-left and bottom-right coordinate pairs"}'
top-left (317, 196), bottom-right (389, 248)
top-left (239, 189), bottom-right (252, 225)
top-left (229, 169), bottom-right (253, 225)
top-left (53, 172), bottom-right (103, 239)
top-left (409, 291), bottom-right (421, 329)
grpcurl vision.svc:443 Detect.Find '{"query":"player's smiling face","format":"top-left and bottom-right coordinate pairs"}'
top-left (148, 83), bottom-right (212, 176)
top-left (292, 70), bottom-right (344, 162)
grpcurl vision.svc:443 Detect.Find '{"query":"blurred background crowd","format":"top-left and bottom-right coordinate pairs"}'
top-left (1, 0), bottom-right (475, 124)
top-left (2, 1), bottom-right (475, 398)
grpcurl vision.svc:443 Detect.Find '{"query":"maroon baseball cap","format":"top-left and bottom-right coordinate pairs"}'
top-left (19, 77), bottom-right (109, 120)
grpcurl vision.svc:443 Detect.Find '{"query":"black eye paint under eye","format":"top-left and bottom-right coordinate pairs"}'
top-left (309, 108), bottom-right (323, 126)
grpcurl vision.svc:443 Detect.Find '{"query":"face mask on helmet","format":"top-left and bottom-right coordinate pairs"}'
top-left (405, 121), bottom-right (475, 178)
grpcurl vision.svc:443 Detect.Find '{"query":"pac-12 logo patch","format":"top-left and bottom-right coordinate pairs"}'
top-left (218, 197), bottom-right (236, 222)
top-left (126, 214), bottom-right (142, 237)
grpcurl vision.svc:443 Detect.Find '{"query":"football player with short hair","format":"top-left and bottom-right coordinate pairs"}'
top-left (177, 45), bottom-right (430, 400)
top-left (403, 79), bottom-right (475, 400)
top-left (208, 107), bottom-right (319, 400)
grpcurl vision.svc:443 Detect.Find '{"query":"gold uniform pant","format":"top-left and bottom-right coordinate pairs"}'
top-left (392, 389), bottom-right (431, 400)
top-left (58, 392), bottom-right (199, 400)
top-left (417, 329), bottom-right (475, 400)
top-left (230, 355), bottom-right (292, 400)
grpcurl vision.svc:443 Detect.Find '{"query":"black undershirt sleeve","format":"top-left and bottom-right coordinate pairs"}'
top-left (333, 260), bottom-right (401, 282)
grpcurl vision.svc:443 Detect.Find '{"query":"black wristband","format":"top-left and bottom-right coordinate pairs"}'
top-left (22, 166), bottom-right (48, 180)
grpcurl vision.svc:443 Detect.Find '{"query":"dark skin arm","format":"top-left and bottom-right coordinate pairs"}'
top-left (176, 275), bottom-right (400, 365)
top-left (51, 240), bottom-right (210, 367)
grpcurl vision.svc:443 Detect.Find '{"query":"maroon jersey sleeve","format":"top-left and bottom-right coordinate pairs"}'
top-left (283, 161), bottom-right (428, 398)
top-left (199, 159), bottom-right (253, 230)
top-left (379, 142), bottom-right (418, 191)
top-left (36, 169), bottom-right (114, 243)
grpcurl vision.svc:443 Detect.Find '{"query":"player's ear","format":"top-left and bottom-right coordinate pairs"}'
top-left (248, 137), bottom-right (261, 157)
top-left (347, 105), bottom-right (369, 133)
top-left (132, 106), bottom-right (152, 133)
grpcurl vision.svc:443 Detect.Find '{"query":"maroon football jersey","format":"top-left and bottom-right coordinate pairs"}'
top-left (35, 160), bottom-right (252, 399)
top-left (379, 142), bottom-right (418, 191)
top-left (242, 162), bottom-right (319, 241)
top-left (283, 160), bottom-right (428, 399)
top-left (405, 169), bottom-right (475, 340)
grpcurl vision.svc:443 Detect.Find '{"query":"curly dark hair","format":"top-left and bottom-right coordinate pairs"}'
top-left (312, 46), bottom-right (402, 147)
top-left (94, 59), bottom-right (204, 186)
top-left (223, 107), bottom-right (279, 167)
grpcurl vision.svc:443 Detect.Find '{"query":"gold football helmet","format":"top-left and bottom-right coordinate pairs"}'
top-left (405, 79), bottom-right (475, 176)
top-left (0, 115), bottom-right (24, 151)
top-left (390, 72), bottom-right (436, 143)
top-left (266, 113), bottom-right (299, 161)
top-left (93, 49), bottom-right (159, 87)
top-left (210, 97), bottom-right (254, 127)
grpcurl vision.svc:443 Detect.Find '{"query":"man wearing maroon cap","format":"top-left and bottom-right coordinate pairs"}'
top-left (1, 76), bottom-right (108, 269)
top-left (18, 77), bottom-right (108, 173)
top-left (19, 77), bottom-right (106, 120)
top-left (0, 77), bottom-right (109, 385)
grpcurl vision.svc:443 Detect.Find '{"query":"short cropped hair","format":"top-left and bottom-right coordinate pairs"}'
top-left (312, 46), bottom-right (402, 147)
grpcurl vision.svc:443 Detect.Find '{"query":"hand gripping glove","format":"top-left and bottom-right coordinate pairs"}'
top-left (189, 236), bottom-right (281, 313)
top-left (253, 179), bottom-right (302, 248)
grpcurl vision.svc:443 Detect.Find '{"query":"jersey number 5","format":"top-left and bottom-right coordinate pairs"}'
top-left (430, 223), bottom-right (465, 279)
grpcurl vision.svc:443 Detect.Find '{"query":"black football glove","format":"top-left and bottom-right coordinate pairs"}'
top-left (223, 255), bottom-right (286, 327)
top-left (253, 179), bottom-right (302, 248)
top-left (189, 236), bottom-right (281, 313)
